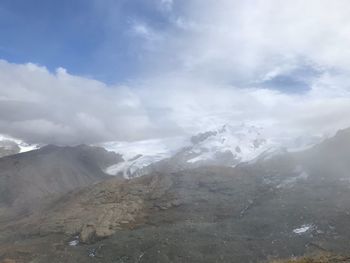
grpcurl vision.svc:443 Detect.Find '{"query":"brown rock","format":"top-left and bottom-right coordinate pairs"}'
top-left (95, 226), bottom-right (115, 239)
top-left (80, 225), bottom-right (96, 243)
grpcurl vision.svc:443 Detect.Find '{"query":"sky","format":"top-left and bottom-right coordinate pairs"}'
top-left (1, 0), bottom-right (350, 145)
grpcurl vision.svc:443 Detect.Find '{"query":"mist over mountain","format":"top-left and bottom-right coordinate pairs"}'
top-left (2, 1), bottom-right (350, 262)
top-left (0, 122), bottom-right (325, 180)
top-left (0, 140), bottom-right (20, 158)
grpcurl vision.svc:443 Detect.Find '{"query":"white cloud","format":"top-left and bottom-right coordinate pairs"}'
top-left (1, 58), bottom-right (350, 145)
top-left (2, 1), bottom-right (350, 145)
top-left (151, 0), bottom-right (350, 85)
top-left (0, 60), bottom-right (181, 144)
top-left (137, 75), bottom-right (350, 138)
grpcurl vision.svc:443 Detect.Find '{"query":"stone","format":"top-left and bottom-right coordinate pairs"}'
top-left (80, 225), bottom-right (96, 243)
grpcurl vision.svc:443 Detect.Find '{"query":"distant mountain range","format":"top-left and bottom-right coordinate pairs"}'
top-left (0, 124), bottom-right (326, 182)
top-left (0, 124), bottom-right (324, 179)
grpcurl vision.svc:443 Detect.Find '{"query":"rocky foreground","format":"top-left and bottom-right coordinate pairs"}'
top-left (272, 253), bottom-right (350, 262)
top-left (1, 129), bottom-right (350, 262)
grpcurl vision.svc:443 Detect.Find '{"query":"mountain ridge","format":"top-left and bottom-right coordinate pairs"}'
top-left (0, 144), bottom-right (122, 220)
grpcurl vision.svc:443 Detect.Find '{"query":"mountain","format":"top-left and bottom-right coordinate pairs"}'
top-left (173, 123), bottom-right (276, 167)
top-left (2, 128), bottom-right (350, 262)
top-left (104, 124), bottom-right (321, 178)
top-left (0, 135), bottom-right (39, 158)
top-left (187, 124), bottom-right (271, 164)
top-left (0, 144), bottom-right (122, 219)
top-left (104, 124), bottom-right (277, 178)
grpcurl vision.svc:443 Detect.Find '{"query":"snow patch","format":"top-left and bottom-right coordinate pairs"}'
top-left (186, 124), bottom-right (278, 165)
top-left (68, 238), bottom-right (79, 246)
top-left (293, 224), bottom-right (315, 234)
top-left (0, 134), bottom-right (39, 153)
top-left (103, 137), bottom-right (189, 178)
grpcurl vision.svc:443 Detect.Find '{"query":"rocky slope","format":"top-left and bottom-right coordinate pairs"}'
top-left (0, 144), bottom-right (122, 219)
top-left (271, 254), bottom-right (350, 263)
top-left (11, 172), bottom-right (179, 243)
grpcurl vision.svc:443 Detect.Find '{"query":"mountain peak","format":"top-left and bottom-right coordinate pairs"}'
top-left (186, 123), bottom-right (271, 165)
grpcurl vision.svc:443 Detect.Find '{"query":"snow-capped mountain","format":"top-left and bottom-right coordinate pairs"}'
top-left (185, 124), bottom-right (277, 165)
top-left (103, 123), bottom-right (324, 179)
top-left (103, 124), bottom-right (276, 178)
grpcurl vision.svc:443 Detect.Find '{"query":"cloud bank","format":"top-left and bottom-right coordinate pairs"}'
top-left (0, 61), bottom-right (181, 144)
top-left (1, 0), bottom-right (350, 144)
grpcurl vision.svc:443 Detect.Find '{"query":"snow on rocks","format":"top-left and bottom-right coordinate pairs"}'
top-left (186, 124), bottom-right (277, 165)
top-left (68, 236), bottom-right (79, 246)
top-left (293, 224), bottom-right (315, 234)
